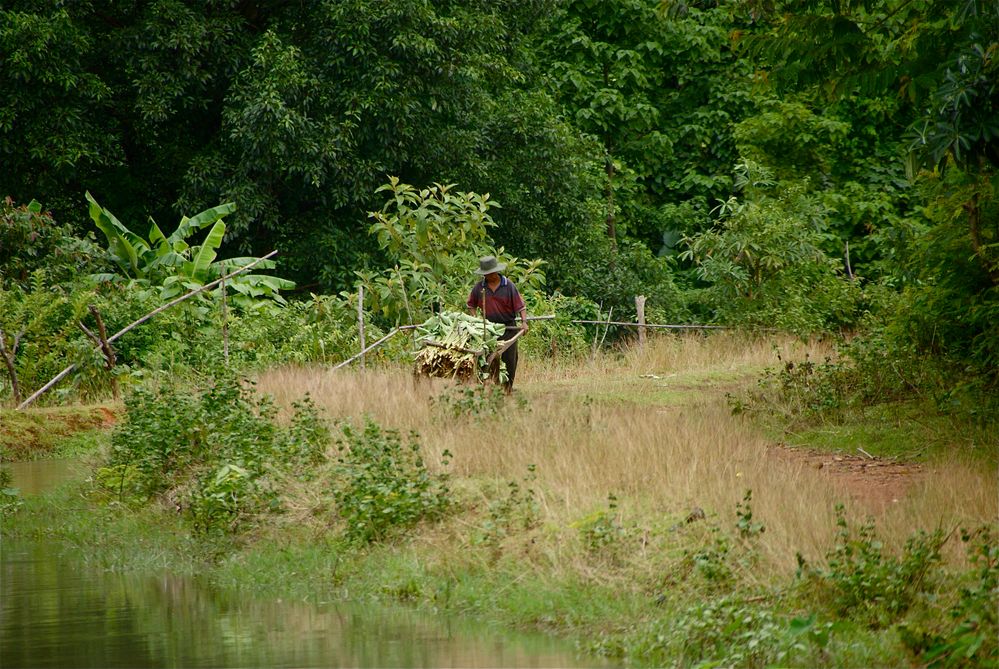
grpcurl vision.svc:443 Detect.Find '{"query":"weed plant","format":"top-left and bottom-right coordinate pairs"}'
top-left (474, 465), bottom-right (540, 552)
top-left (332, 419), bottom-right (452, 543)
top-left (98, 373), bottom-right (328, 534)
top-left (574, 493), bottom-right (627, 554)
top-left (431, 383), bottom-right (509, 418)
top-left (432, 382), bottom-right (532, 419)
top-left (898, 527), bottom-right (998, 668)
top-left (0, 467), bottom-right (22, 516)
top-left (796, 505), bottom-right (946, 628)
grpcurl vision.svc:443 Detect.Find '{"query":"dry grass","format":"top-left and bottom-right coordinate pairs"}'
top-left (256, 332), bottom-right (997, 575)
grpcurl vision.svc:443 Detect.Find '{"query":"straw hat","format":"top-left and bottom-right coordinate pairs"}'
top-left (474, 255), bottom-right (506, 275)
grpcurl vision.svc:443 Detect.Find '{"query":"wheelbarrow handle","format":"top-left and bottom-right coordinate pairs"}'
top-left (486, 328), bottom-right (525, 365)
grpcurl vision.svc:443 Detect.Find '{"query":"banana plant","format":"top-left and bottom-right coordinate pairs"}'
top-left (86, 192), bottom-right (293, 305)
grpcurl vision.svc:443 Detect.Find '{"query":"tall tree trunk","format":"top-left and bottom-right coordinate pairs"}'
top-left (603, 62), bottom-right (617, 248)
top-left (605, 150), bottom-right (616, 246)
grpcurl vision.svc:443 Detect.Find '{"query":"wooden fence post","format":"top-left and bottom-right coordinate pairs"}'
top-left (635, 295), bottom-right (647, 347)
top-left (357, 284), bottom-right (366, 370)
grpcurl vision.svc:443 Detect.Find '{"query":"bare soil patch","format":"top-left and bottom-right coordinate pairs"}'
top-left (768, 443), bottom-right (926, 513)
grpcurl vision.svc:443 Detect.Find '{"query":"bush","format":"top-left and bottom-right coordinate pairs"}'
top-left (798, 506), bottom-right (945, 628)
top-left (627, 595), bottom-right (811, 668)
top-left (0, 197), bottom-right (103, 290)
top-left (188, 463), bottom-right (261, 535)
top-left (100, 373), bottom-right (329, 534)
top-left (331, 419), bottom-right (451, 543)
top-left (899, 527), bottom-right (999, 668)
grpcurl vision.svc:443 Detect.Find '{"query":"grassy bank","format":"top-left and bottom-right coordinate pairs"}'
top-left (4, 332), bottom-right (997, 667)
top-left (0, 405), bottom-right (117, 460)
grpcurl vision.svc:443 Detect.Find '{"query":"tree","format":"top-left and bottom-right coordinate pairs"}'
top-left (86, 193), bottom-right (293, 308)
top-left (543, 0), bottom-right (757, 248)
top-left (0, 8), bottom-right (119, 219)
top-left (359, 178), bottom-right (545, 324)
top-left (738, 0), bottom-right (999, 378)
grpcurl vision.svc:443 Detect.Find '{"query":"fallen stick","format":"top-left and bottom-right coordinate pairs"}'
top-left (858, 447), bottom-right (875, 460)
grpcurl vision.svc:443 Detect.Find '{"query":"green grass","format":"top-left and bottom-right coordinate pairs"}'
top-left (767, 400), bottom-right (999, 462)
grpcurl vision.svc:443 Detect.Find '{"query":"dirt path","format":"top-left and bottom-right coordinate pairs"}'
top-left (767, 443), bottom-right (926, 513)
top-left (589, 369), bottom-right (930, 514)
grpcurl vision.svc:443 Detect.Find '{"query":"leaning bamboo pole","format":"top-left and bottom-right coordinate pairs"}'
top-left (16, 251), bottom-right (278, 410)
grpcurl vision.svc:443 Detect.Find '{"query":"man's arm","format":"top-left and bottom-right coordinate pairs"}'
top-left (467, 283), bottom-right (481, 316)
top-left (519, 307), bottom-right (528, 333)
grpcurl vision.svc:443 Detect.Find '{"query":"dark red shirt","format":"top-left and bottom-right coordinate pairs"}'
top-left (467, 275), bottom-right (525, 324)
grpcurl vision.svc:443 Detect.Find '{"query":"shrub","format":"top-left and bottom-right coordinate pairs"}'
top-left (627, 595), bottom-right (809, 668)
top-left (105, 383), bottom-right (203, 500)
top-left (662, 491), bottom-right (766, 593)
top-left (331, 419), bottom-right (451, 543)
top-left (0, 197), bottom-right (102, 290)
top-left (100, 373), bottom-right (329, 534)
top-left (188, 463), bottom-right (262, 535)
top-left (899, 527), bottom-right (999, 668)
top-left (798, 505), bottom-right (945, 628)
top-left (520, 292), bottom-right (595, 359)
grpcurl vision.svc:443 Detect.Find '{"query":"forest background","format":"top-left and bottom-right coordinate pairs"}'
top-left (0, 0), bottom-right (997, 413)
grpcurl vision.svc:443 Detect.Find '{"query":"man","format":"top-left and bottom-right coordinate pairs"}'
top-left (467, 255), bottom-right (528, 393)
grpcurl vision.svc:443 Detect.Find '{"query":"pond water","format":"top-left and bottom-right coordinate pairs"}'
top-left (1, 461), bottom-right (607, 669)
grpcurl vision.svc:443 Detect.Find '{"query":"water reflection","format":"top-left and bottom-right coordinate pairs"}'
top-left (3, 459), bottom-right (81, 496)
top-left (1, 463), bottom-right (605, 668)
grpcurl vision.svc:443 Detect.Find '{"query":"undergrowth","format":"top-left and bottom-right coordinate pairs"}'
top-left (733, 336), bottom-right (999, 460)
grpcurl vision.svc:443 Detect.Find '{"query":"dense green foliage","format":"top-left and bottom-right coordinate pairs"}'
top-left (99, 374), bottom-right (329, 534)
top-left (1, 0), bottom-right (997, 417)
top-left (333, 420), bottom-right (452, 543)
